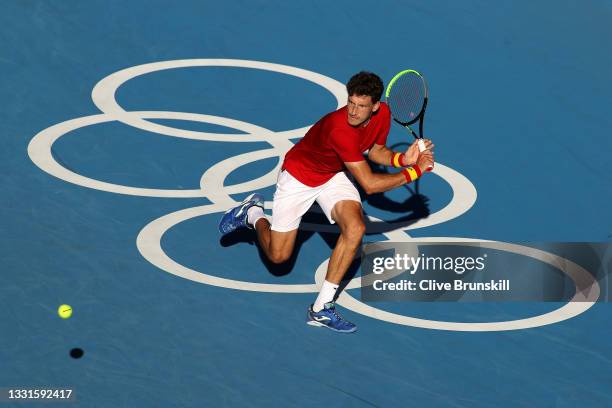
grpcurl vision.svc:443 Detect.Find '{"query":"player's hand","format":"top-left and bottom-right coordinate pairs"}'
top-left (416, 150), bottom-right (434, 172)
top-left (404, 139), bottom-right (434, 166)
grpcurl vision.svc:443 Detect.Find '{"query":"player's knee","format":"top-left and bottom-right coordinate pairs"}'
top-left (343, 221), bottom-right (365, 244)
top-left (268, 250), bottom-right (291, 264)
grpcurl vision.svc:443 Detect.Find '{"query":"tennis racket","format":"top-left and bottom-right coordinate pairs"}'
top-left (385, 69), bottom-right (428, 152)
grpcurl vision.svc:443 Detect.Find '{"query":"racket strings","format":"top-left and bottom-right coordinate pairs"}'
top-left (387, 73), bottom-right (426, 124)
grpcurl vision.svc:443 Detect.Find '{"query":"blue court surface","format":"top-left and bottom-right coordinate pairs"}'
top-left (2, 1), bottom-right (612, 407)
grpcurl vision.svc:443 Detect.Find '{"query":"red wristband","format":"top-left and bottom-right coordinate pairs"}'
top-left (402, 166), bottom-right (420, 183)
top-left (413, 164), bottom-right (422, 177)
top-left (391, 152), bottom-right (406, 168)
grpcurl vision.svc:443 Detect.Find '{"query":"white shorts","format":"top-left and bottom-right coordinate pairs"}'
top-left (271, 170), bottom-right (362, 232)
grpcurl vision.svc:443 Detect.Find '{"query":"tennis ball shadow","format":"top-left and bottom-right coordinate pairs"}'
top-left (70, 348), bottom-right (84, 359)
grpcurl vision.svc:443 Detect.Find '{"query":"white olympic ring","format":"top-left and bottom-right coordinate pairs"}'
top-left (27, 59), bottom-right (599, 331)
top-left (91, 59), bottom-right (347, 142)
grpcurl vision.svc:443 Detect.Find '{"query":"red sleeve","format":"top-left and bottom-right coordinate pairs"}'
top-left (329, 128), bottom-right (365, 162)
top-left (375, 104), bottom-right (391, 145)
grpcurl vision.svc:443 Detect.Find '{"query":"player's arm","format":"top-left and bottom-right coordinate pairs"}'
top-left (345, 151), bottom-right (433, 195)
top-left (368, 139), bottom-right (434, 168)
top-left (367, 143), bottom-right (397, 166)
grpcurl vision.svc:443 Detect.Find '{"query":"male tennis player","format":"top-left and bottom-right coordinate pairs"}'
top-left (219, 72), bottom-right (434, 333)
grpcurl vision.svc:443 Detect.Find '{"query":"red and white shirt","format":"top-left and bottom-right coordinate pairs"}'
top-left (283, 102), bottom-right (391, 187)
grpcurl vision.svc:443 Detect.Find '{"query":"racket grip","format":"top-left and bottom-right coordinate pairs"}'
top-left (417, 139), bottom-right (426, 152)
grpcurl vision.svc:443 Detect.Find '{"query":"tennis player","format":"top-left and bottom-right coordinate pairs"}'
top-left (219, 72), bottom-right (434, 333)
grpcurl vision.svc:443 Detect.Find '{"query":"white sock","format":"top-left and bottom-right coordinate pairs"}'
top-left (313, 280), bottom-right (339, 312)
top-left (247, 206), bottom-right (266, 228)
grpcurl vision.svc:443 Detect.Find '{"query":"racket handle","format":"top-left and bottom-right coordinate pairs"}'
top-left (417, 139), bottom-right (426, 152)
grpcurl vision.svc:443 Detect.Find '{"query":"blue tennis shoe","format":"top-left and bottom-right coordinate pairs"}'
top-left (218, 193), bottom-right (265, 235)
top-left (306, 303), bottom-right (357, 333)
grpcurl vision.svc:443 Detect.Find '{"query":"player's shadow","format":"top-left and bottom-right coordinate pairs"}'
top-left (219, 212), bottom-right (340, 277)
top-left (220, 182), bottom-right (430, 278)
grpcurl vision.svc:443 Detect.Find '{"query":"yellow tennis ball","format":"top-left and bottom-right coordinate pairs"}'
top-left (58, 304), bottom-right (73, 319)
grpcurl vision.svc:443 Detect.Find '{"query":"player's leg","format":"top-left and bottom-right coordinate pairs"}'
top-left (305, 199), bottom-right (363, 333)
top-left (309, 199), bottom-right (364, 314)
top-left (326, 200), bottom-right (366, 284)
top-left (306, 172), bottom-right (362, 333)
top-left (254, 169), bottom-right (321, 263)
top-left (251, 217), bottom-right (298, 264)
top-left (219, 170), bottom-right (319, 263)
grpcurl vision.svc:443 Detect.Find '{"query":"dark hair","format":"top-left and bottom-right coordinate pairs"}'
top-left (346, 71), bottom-right (384, 103)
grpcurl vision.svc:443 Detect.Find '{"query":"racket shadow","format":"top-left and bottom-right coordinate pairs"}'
top-left (361, 160), bottom-right (431, 233)
top-left (363, 192), bottom-right (430, 234)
